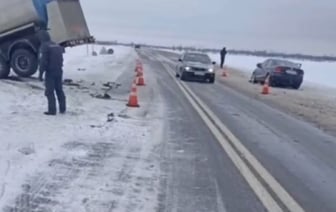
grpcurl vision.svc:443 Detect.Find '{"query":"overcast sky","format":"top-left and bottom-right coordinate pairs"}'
top-left (81, 0), bottom-right (336, 55)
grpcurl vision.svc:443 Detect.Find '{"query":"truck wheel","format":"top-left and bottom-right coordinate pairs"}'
top-left (0, 56), bottom-right (10, 79)
top-left (11, 49), bottom-right (38, 78)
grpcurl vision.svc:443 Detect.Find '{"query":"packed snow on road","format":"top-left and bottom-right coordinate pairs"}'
top-left (0, 46), bottom-right (164, 212)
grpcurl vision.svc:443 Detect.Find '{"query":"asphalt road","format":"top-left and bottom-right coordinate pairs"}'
top-left (139, 49), bottom-right (336, 212)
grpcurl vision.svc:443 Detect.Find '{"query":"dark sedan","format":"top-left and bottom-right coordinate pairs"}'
top-left (250, 59), bottom-right (304, 89)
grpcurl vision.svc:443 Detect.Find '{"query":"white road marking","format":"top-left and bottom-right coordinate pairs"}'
top-left (160, 61), bottom-right (305, 212)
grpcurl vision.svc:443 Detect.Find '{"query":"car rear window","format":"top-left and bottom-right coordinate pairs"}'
top-left (184, 54), bottom-right (211, 64)
top-left (274, 60), bottom-right (301, 68)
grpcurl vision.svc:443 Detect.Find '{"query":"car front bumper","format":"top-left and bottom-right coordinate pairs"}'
top-left (183, 71), bottom-right (215, 80)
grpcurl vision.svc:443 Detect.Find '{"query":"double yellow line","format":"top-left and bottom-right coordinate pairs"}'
top-left (162, 62), bottom-right (305, 212)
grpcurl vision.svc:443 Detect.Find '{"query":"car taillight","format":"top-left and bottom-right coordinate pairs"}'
top-left (275, 67), bottom-right (284, 73)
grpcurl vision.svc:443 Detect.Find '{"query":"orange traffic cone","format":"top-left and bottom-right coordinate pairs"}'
top-left (137, 74), bottom-right (145, 86)
top-left (222, 68), bottom-right (228, 77)
top-left (135, 61), bottom-right (142, 71)
top-left (136, 67), bottom-right (143, 76)
top-left (135, 65), bottom-right (142, 71)
top-left (261, 76), bottom-right (270, 95)
top-left (127, 90), bottom-right (139, 107)
top-left (136, 59), bottom-right (142, 68)
top-left (131, 79), bottom-right (137, 93)
top-left (136, 60), bottom-right (142, 68)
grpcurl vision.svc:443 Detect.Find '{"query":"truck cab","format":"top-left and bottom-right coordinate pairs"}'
top-left (0, 0), bottom-right (94, 79)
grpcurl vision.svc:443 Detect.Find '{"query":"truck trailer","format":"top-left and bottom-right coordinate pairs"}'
top-left (0, 0), bottom-right (94, 78)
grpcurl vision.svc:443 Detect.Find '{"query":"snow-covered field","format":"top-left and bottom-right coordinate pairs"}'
top-left (0, 46), bottom-right (164, 211)
top-left (209, 53), bottom-right (336, 89)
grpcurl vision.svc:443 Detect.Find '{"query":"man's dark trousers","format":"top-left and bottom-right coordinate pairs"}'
top-left (45, 74), bottom-right (66, 114)
top-left (220, 57), bottom-right (225, 69)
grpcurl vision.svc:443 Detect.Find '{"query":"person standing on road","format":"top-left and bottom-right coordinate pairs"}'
top-left (38, 30), bottom-right (66, 115)
top-left (220, 47), bottom-right (227, 69)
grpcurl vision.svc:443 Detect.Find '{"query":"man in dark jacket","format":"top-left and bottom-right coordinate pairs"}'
top-left (38, 30), bottom-right (66, 115)
top-left (220, 47), bottom-right (227, 69)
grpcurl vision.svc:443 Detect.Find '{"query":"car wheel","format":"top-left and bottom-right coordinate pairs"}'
top-left (268, 76), bottom-right (276, 87)
top-left (209, 77), bottom-right (215, 84)
top-left (250, 73), bottom-right (257, 84)
top-left (175, 72), bottom-right (180, 78)
top-left (292, 82), bottom-right (302, 90)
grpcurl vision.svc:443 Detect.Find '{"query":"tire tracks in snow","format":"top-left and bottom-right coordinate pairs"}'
top-left (3, 127), bottom-right (162, 212)
top-left (2, 141), bottom-right (117, 212)
top-left (0, 160), bottom-right (11, 201)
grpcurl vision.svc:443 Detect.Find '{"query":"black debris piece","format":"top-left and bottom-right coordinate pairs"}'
top-left (107, 113), bottom-right (115, 122)
top-left (90, 93), bottom-right (111, 100)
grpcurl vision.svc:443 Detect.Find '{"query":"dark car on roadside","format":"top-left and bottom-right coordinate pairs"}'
top-left (250, 59), bottom-right (304, 89)
top-left (176, 52), bottom-right (216, 83)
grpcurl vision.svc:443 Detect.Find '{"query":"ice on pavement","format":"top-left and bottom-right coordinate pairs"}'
top-left (0, 45), bottom-right (163, 211)
top-left (209, 53), bottom-right (336, 88)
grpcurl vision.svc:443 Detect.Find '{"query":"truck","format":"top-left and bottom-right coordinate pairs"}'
top-left (0, 0), bottom-right (94, 79)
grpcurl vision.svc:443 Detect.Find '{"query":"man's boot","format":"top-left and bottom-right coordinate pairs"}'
top-left (44, 111), bottom-right (56, 115)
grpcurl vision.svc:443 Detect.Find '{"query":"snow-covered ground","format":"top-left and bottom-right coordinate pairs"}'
top-left (64, 45), bottom-right (131, 81)
top-left (0, 46), bottom-right (164, 211)
top-left (209, 53), bottom-right (336, 88)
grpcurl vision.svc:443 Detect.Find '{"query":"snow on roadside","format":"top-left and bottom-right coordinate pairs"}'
top-left (209, 53), bottom-right (336, 89)
top-left (0, 45), bottom-right (163, 211)
top-left (64, 45), bottom-right (133, 81)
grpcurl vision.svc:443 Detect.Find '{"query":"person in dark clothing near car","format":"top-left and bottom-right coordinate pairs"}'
top-left (38, 30), bottom-right (66, 115)
top-left (220, 47), bottom-right (227, 69)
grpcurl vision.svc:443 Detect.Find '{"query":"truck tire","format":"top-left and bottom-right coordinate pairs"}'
top-left (10, 49), bottom-right (38, 78)
top-left (0, 56), bottom-right (10, 79)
